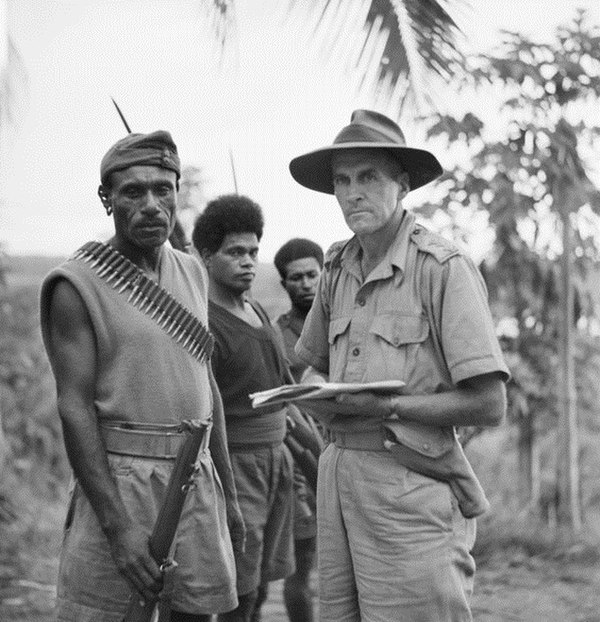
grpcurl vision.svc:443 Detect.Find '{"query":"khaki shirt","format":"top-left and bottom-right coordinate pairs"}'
top-left (296, 211), bottom-right (509, 453)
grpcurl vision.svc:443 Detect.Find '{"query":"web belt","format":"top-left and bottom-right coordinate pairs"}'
top-left (100, 420), bottom-right (211, 459)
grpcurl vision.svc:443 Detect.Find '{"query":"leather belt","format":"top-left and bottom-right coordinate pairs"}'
top-left (100, 421), bottom-right (211, 459)
top-left (329, 429), bottom-right (386, 451)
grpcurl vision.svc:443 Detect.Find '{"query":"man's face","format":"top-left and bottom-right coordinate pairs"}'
top-left (102, 165), bottom-right (178, 250)
top-left (205, 232), bottom-right (259, 294)
top-left (282, 257), bottom-right (321, 313)
top-left (331, 150), bottom-right (407, 236)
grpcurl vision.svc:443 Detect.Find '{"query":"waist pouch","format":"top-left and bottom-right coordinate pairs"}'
top-left (383, 421), bottom-right (489, 518)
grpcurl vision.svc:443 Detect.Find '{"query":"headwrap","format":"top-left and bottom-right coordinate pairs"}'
top-left (100, 130), bottom-right (181, 186)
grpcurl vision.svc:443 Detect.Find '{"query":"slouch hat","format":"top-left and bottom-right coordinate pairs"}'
top-left (289, 109), bottom-right (442, 195)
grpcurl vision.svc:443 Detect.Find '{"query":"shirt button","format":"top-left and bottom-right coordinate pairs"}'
top-left (352, 347), bottom-right (360, 356)
top-left (393, 337), bottom-right (400, 346)
top-left (422, 443), bottom-right (431, 451)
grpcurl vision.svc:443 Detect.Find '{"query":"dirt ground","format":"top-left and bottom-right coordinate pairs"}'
top-left (1, 492), bottom-right (599, 622)
top-left (2, 540), bottom-right (600, 622)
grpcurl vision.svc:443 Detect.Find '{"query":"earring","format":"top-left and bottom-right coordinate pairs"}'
top-left (105, 204), bottom-right (113, 216)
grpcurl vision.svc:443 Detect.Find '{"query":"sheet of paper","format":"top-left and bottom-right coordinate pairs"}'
top-left (250, 380), bottom-right (405, 408)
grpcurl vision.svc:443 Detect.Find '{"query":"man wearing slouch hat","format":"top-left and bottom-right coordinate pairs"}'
top-left (289, 110), bottom-right (510, 621)
top-left (40, 131), bottom-right (244, 622)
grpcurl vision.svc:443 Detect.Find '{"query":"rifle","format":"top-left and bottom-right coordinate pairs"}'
top-left (284, 404), bottom-right (324, 492)
top-left (122, 420), bottom-right (208, 622)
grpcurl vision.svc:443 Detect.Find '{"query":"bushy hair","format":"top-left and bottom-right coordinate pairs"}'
top-left (274, 238), bottom-right (324, 279)
top-left (192, 194), bottom-right (264, 254)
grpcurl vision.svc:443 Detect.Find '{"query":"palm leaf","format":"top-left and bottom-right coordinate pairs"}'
top-left (198, 0), bottom-right (238, 67)
top-left (0, 0), bottom-right (27, 127)
top-left (283, 0), bottom-right (468, 115)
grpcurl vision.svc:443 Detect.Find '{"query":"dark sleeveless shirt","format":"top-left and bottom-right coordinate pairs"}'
top-left (209, 300), bottom-right (288, 447)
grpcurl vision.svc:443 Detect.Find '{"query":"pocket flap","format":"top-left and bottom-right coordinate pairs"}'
top-left (328, 316), bottom-right (351, 344)
top-left (370, 314), bottom-right (429, 348)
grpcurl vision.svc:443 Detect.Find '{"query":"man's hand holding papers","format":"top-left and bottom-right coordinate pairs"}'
top-left (250, 380), bottom-right (406, 426)
top-left (250, 380), bottom-right (405, 408)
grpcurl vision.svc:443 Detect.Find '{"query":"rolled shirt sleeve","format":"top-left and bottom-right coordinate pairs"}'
top-left (437, 254), bottom-right (509, 385)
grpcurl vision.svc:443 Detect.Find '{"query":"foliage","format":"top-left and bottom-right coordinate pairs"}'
top-left (416, 10), bottom-right (600, 519)
top-left (0, 283), bottom-right (68, 502)
top-left (200, 0), bottom-right (236, 53)
top-left (1, 0), bottom-right (27, 128)
top-left (205, 0), bottom-right (470, 115)
top-left (276, 0), bottom-right (469, 115)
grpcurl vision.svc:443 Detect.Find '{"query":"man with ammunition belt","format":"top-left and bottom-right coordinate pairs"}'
top-left (289, 110), bottom-right (510, 621)
top-left (40, 131), bottom-right (243, 622)
top-left (192, 195), bottom-right (295, 622)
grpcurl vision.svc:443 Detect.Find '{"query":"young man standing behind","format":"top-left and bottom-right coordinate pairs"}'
top-left (274, 238), bottom-right (324, 384)
top-left (272, 238), bottom-right (324, 622)
top-left (192, 195), bottom-right (295, 622)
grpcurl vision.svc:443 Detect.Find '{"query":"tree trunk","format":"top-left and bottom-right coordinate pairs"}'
top-left (556, 204), bottom-right (582, 531)
top-left (516, 404), bottom-right (534, 506)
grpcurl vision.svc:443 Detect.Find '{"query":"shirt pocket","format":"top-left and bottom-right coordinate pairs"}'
top-left (328, 316), bottom-right (352, 380)
top-left (328, 316), bottom-right (351, 345)
top-left (369, 313), bottom-right (429, 380)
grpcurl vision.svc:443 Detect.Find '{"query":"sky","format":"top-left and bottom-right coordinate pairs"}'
top-left (1, 0), bottom-right (599, 260)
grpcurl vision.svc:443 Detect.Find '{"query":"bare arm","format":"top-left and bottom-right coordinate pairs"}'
top-left (388, 374), bottom-right (506, 427)
top-left (385, 372), bottom-right (506, 427)
top-left (46, 279), bottom-right (161, 599)
top-left (207, 366), bottom-right (245, 554)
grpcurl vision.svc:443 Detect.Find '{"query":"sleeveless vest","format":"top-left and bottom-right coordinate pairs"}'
top-left (40, 245), bottom-right (213, 425)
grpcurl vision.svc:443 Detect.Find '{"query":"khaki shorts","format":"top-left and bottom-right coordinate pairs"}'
top-left (229, 443), bottom-right (295, 595)
top-left (55, 450), bottom-right (237, 621)
top-left (317, 443), bottom-right (477, 622)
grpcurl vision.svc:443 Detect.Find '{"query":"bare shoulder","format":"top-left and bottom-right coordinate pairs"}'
top-left (47, 278), bottom-right (91, 335)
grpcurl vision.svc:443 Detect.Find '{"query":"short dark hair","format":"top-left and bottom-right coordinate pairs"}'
top-left (274, 238), bottom-right (324, 279)
top-left (192, 194), bottom-right (264, 254)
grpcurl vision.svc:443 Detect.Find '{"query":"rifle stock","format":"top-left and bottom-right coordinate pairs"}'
top-left (122, 420), bottom-right (208, 622)
top-left (285, 406), bottom-right (323, 492)
top-left (284, 434), bottom-right (319, 491)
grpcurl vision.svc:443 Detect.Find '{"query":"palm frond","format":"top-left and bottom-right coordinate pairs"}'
top-left (198, 0), bottom-right (238, 67)
top-left (284, 0), bottom-right (469, 116)
top-left (202, 0), bottom-right (236, 49)
top-left (1, 0), bottom-right (27, 127)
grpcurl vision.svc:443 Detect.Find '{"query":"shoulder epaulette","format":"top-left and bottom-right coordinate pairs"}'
top-left (410, 226), bottom-right (460, 264)
top-left (324, 239), bottom-right (350, 270)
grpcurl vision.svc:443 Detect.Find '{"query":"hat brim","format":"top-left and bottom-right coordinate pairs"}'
top-left (289, 143), bottom-right (443, 195)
